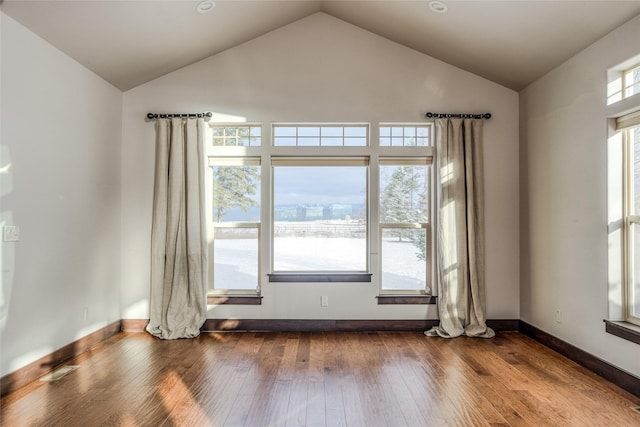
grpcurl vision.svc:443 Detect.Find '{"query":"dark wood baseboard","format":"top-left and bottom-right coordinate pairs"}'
top-left (120, 318), bottom-right (518, 333)
top-left (201, 318), bottom-right (436, 332)
top-left (519, 320), bottom-right (640, 398)
top-left (200, 318), bottom-right (519, 332)
top-left (0, 320), bottom-right (121, 397)
top-left (120, 318), bottom-right (149, 332)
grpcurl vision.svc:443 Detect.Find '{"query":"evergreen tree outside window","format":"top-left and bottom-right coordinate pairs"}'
top-left (205, 121), bottom-right (434, 298)
top-left (379, 158), bottom-right (431, 293)
top-left (209, 157), bottom-right (261, 293)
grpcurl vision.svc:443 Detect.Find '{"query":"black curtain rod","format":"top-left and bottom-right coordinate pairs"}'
top-left (425, 112), bottom-right (491, 119)
top-left (146, 112), bottom-right (212, 120)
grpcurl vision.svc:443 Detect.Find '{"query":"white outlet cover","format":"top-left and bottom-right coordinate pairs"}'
top-left (3, 226), bottom-right (20, 242)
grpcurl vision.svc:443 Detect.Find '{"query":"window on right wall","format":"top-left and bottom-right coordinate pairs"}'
top-left (607, 56), bottom-right (640, 340)
top-left (608, 63), bottom-right (640, 104)
top-left (623, 121), bottom-right (640, 325)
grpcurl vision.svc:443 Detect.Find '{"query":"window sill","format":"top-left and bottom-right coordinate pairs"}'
top-left (377, 295), bottom-right (436, 305)
top-left (604, 320), bottom-right (640, 345)
top-left (268, 273), bottom-right (372, 283)
top-left (208, 295), bottom-right (263, 305)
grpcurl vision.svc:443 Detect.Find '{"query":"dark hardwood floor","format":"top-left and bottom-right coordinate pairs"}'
top-left (1, 331), bottom-right (639, 426)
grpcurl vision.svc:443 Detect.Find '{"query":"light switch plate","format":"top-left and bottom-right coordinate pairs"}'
top-left (3, 226), bottom-right (20, 242)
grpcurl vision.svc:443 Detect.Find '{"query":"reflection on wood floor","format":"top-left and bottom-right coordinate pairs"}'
top-left (1, 331), bottom-right (639, 426)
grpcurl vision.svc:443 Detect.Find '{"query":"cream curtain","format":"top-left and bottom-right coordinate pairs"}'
top-left (147, 118), bottom-right (208, 339)
top-left (426, 118), bottom-right (494, 338)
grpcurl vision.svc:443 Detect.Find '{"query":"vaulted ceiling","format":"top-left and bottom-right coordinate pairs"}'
top-left (3, 0), bottom-right (640, 91)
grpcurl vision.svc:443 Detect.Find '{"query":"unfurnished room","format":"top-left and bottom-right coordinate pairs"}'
top-left (1, 1), bottom-right (640, 426)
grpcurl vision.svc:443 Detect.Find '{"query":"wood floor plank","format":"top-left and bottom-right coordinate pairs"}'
top-left (321, 334), bottom-right (348, 426)
top-left (2, 331), bottom-right (639, 427)
top-left (305, 380), bottom-right (326, 427)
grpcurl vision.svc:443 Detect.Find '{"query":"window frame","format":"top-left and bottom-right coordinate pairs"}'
top-left (272, 123), bottom-right (369, 147)
top-left (270, 156), bottom-right (370, 276)
top-left (378, 157), bottom-right (433, 295)
top-left (623, 64), bottom-right (640, 99)
top-left (379, 123), bottom-right (431, 147)
top-left (206, 121), bottom-right (435, 296)
top-left (210, 123), bottom-right (262, 147)
top-left (623, 122), bottom-right (640, 325)
top-left (206, 123), bottom-right (264, 296)
top-left (608, 62), bottom-right (640, 105)
top-left (207, 156), bottom-right (262, 295)
top-left (210, 222), bottom-right (262, 295)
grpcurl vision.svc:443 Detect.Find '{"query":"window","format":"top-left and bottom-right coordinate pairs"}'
top-left (379, 158), bottom-right (431, 294)
top-left (272, 158), bottom-right (368, 273)
top-left (624, 64), bottom-right (640, 99)
top-left (208, 156), bottom-right (261, 293)
top-left (208, 123), bottom-right (263, 295)
top-left (379, 124), bottom-right (430, 147)
top-left (207, 121), bottom-right (434, 298)
top-left (273, 124), bottom-right (368, 146)
top-left (608, 63), bottom-right (640, 105)
top-left (212, 125), bottom-right (261, 147)
top-left (623, 122), bottom-right (640, 325)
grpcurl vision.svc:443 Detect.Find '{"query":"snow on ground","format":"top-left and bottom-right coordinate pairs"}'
top-left (213, 237), bottom-right (426, 291)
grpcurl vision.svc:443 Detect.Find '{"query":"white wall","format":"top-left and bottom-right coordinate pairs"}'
top-left (121, 13), bottom-right (519, 321)
top-left (0, 13), bottom-right (123, 377)
top-left (520, 14), bottom-right (640, 377)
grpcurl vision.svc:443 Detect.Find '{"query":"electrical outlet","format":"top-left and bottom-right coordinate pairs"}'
top-left (555, 309), bottom-right (562, 324)
top-left (2, 226), bottom-right (20, 242)
top-left (321, 296), bottom-right (329, 307)
top-left (83, 307), bottom-right (88, 321)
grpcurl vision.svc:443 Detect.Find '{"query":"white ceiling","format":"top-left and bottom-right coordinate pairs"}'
top-left (2, 0), bottom-right (640, 92)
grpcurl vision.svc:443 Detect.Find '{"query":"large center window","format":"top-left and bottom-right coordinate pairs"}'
top-left (207, 121), bottom-right (434, 295)
top-left (272, 159), bottom-right (368, 272)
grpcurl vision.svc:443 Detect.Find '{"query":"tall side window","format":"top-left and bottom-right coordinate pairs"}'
top-left (209, 157), bottom-right (261, 294)
top-left (379, 158), bottom-right (431, 294)
top-left (624, 123), bottom-right (640, 325)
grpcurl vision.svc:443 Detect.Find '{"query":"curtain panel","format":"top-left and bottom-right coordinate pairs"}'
top-left (147, 118), bottom-right (208, 339)
top-left (426, 118), bottom-right (494, 338)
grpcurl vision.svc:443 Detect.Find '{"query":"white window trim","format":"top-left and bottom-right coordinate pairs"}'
top-left (207, 121), bottom-right (436, 295)
top-left (378, 156), bottom-right (433, 295)
top-left (623, 122), bottom-right (640, 325)
top-left (208, 122), bottom-right (263, 148)
top-left (379, 123), bottom-right (432, 147)
top-left (205, 122), bottom-right (268, 296)
top-left (210, 223), bottom-right (262, 296)
top-left (270, 156), bottom-right (370, 275)
top-left (607, 58), bottom-right (640, 106)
